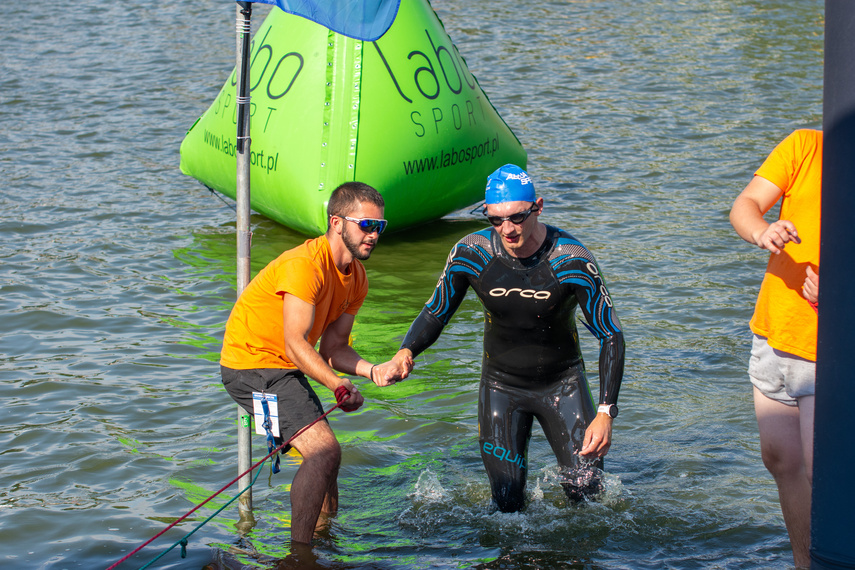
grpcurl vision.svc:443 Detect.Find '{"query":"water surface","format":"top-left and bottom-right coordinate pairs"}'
top-left (0, 0), bottom-right (823, 568)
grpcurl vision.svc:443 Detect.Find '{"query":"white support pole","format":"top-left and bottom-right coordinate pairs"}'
top-left (235, 1), bottom-right (254, 521)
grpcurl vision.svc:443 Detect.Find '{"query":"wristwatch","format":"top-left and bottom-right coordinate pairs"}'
top-left (597, 404), bottom-right (619, 418)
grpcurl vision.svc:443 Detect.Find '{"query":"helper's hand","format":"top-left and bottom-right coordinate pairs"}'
top-left (756, 220), bottom-right (801, 254)
top-left (803, 265), bottom-right (819, 305)
top-left (580, 413), bottom-right (613, 458)
top-left (333, 381), bottom-right (363, 412)
top-left (371, 349), bottom-right (414, 387)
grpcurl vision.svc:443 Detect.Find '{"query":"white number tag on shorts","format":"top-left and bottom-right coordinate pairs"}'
top-left (252, 392), bottom-right (280, 437)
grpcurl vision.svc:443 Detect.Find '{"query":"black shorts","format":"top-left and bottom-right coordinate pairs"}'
top-left (221, 365), bottom-right (325, 450)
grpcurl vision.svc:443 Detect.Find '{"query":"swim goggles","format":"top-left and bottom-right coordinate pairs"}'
top-left (343, 216), bottom-right (388, 234)
top-left (483, 203), bottom-right (539, 227)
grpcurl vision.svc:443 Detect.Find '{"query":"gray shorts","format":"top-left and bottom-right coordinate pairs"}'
top-left (221, 366), bottom-right (325, 449)
top-left (748, 334), bottom-right (816, 406)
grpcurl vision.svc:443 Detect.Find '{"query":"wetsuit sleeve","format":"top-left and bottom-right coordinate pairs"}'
top-left (400, 242), bottom-right (474, 357)
top-left (596, 330), bottom-right (625, 406)
top-left (565, 257), bottom-right (625, 406)
top-left (400, 306), bottom-right (446, 357)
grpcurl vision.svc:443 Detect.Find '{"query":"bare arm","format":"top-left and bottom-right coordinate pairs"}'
top-left (318, 312), bottom-right (413, 387)
top-left (282, 294), bottom-right (364, 408)
top-left (317, 305), bottom-right (413, 386)
top-left (730, 175), bottom-right (799, 254)
top-left (317, 311), bottom-right (373, 380)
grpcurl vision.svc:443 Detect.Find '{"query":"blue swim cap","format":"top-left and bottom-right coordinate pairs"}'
top-left (485, 164), bottom-right (535, 204)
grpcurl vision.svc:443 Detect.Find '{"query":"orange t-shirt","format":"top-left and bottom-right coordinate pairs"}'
top-left (749, 129), bottom-right (821, 361)
top-left (220, 235), bottom-right (368, 369)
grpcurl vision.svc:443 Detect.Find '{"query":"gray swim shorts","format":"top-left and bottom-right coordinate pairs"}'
top-left (748, 334), bottom-right (816, 406)
top-left (221, 366), bottom-right (325, 449)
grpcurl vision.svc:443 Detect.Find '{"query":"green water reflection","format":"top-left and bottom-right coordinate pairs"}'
top-left (139, 0), bottom-right (824, 566)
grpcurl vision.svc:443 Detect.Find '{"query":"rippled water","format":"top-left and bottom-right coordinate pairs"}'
top-left (0, 0), bottom-right (824, 568)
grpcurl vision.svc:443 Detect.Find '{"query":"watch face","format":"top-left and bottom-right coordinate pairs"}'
top-left (598, 404), bottom-right (619, 418)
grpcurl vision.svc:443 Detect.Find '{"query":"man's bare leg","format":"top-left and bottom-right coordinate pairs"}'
top-left (754, 387), bottom-right (811, 568)
top-left (797, 395), bottom-right (814, 482)
top-left (321, 475), bottom-right (339, 516)
top-left (288, 420), bottom-right (341, 545)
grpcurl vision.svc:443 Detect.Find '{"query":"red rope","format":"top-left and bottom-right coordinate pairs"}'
top-left (105, 399), bottom-right (344, 570)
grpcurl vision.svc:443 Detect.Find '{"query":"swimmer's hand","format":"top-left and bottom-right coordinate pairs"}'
top-left (755, 220), bottom-right (801, 255)
top-left (580, 413), bottom-right (613, 458)
top-left (371, 349), bottom-right (414, 387)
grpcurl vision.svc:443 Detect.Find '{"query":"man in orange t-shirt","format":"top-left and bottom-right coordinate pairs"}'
top-left (730, 129), bottom-right (821, 568)
top-left (221, 181), bottom-right (412, 546)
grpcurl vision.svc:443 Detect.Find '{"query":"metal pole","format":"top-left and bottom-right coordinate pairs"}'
top-left (811, 1), bottom-right (855, 567)
top-left (235, 0), bottom-right (254, 523)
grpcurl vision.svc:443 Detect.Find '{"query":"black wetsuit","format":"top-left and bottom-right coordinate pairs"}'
top-left (401, 225), bottom-right (625, 511)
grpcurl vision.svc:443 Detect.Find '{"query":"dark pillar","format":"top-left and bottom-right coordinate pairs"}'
top-left (811, 1), bottom-right (855, 568)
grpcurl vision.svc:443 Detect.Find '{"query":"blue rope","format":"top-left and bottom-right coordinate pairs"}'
top-left (109, 398), bottom-right (344, 569)
top-left (260, 397), bottom-right (281, 474)
top-left (137, 459), bottom-right (266, 569)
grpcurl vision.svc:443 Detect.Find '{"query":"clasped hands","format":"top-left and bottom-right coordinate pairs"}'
top-left (370, 349), bottom-right (414, 387)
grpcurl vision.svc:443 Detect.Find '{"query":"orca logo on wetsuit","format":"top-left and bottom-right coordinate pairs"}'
top-left (488, 287), bottom-right (551, 300)
top-left (585, 261), bottom-right (613, 308)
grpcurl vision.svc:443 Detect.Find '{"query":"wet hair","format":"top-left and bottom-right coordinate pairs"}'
top-left (327, 182), bottom-right (385, 219)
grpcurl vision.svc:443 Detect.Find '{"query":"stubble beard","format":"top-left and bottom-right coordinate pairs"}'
top-left (343, 225), bottom-right (374, 260)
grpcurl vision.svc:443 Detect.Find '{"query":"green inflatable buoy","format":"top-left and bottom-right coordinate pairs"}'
top-left (179, 0), bottom-right (527, 235)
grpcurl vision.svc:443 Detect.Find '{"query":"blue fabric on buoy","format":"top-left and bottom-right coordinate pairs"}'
top-left (249, 0), bottom-right (401, 42)
top-left (485, 164), bottom-right (535, 204)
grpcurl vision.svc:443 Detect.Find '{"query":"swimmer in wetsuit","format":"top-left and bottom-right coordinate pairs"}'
top-left (387, 164), bottom-right (625, 512)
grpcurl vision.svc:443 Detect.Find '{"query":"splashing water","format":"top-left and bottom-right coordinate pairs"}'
top-left (411, 469), bottom-right (448, 503)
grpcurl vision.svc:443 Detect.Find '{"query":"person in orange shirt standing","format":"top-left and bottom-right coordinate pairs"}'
top-left (730, 129), bottom-right (821, 569)
top-left (220, 181), bottom-right (413, 546)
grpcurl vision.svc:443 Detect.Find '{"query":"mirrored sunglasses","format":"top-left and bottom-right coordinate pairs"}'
top-left (343, 216), bottom-right (387, 234)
